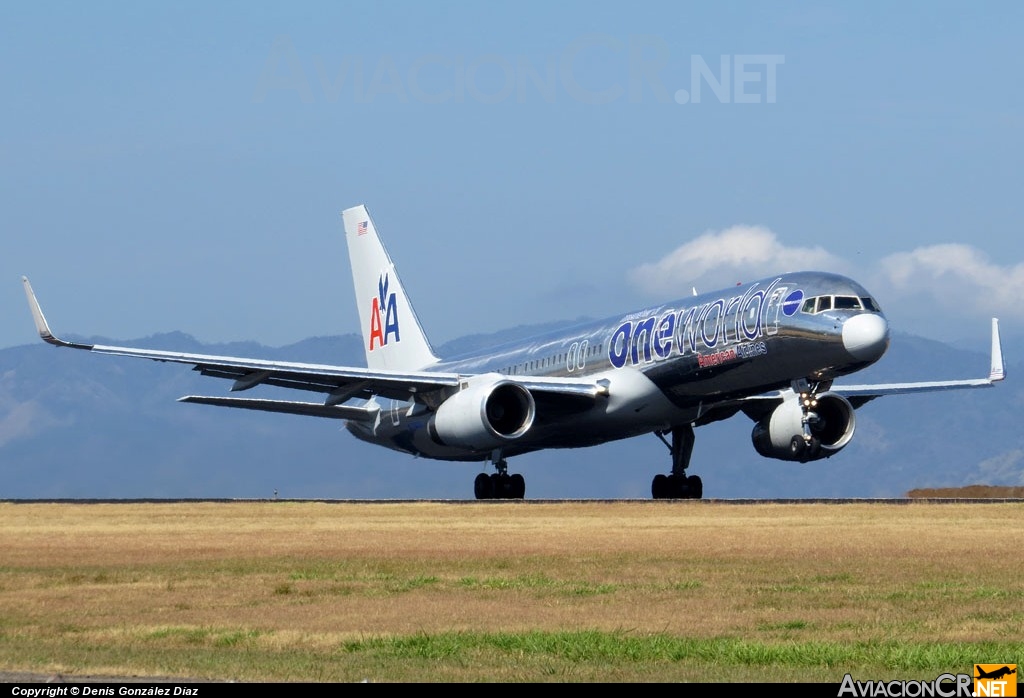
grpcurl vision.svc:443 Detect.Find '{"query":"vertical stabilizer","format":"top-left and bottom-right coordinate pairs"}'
top-left (342, 205), bottom-right (440, 370)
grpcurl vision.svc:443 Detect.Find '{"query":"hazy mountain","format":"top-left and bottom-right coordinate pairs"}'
top-left (1, 326), bottom-right (1020, 499)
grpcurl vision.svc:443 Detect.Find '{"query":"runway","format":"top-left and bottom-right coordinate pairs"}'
top-left (2, 497), bottom-right (1022, 504)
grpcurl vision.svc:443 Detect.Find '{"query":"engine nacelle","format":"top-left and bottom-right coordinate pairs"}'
top-left (429, 376), bottom-right (536, 451)
top-left (751, 391), bottom-right (856, 462)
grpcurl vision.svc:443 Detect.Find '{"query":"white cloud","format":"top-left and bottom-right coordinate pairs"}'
top-left (969, 449), bottom-right (1024, 486)
top-left (628, 227), bottom-right (1024, 342)
top-left (629, 225), bottom-right (843, 297)
top-left (0, 400), bottom-right (55, 447)
top-left (0, 372), bottom-right (64, 447)
top-left (877, 244), bottom-right (1024, 316)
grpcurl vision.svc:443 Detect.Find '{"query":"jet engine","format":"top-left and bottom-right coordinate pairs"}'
top-left (429, 376), bottom-right (536, 451)
top-left (751, 391), bottom-right (856, 462)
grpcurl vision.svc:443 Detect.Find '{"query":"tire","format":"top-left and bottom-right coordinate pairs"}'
top-left (667, 474), bottom-right (688, 499)
top-left (789, 436), bottom-right (806, 459)
top-left (510, 473), bottom-right (526, 499)
top-left (474, 473), bottom-right (492, 500)
top-left (490, 473), bottom-right (507, 498)
top-left (686, 475), bottom-right (703, 500)
top-left (652, 474), bottom-right (668, 499)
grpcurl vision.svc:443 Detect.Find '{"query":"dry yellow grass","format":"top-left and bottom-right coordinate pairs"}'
top-left (0, 501), bottom-right (1021, 681)
top-left (907, 485), bottom-right (1024, 498)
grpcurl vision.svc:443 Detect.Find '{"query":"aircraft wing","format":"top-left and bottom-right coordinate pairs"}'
top-left (831, 318), bottom-right (1005, 406)
top-left (22, 277), bottom-right (607, 411)
top-left (732, 318), bottom-right (1005, 419)
top-left (22, 276), bottom-right (463, 403)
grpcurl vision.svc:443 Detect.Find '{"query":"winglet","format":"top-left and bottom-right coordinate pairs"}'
top-left (21, 276), bottom-right (92, 349)
top-left (22, 276), bottom-right (58, 344)
top-left (990, 318), bottom-right (1005, 382)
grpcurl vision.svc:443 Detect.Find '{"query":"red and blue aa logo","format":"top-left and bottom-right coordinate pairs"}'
top-left (368, 273), bottom-right (400, 351)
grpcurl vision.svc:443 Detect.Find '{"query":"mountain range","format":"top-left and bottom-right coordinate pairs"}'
top-left (1, 324), bottom-right (1020, 499)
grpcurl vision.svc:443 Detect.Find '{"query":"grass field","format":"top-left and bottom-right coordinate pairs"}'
top-left (0, 501), bottom-right (1021, 682)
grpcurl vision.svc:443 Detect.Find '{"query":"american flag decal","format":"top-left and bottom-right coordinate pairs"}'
top-left (358, 221), bottom-right (368, 236)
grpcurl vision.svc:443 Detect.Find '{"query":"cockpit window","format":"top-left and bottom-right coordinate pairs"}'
top-left (800, 294), bottom-right (883, 315)
top-left (861, 297), bottom-right (881, 312)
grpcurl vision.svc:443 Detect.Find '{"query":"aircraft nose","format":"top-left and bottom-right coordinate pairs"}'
top-left (842, 313), bottom-right (889, 362)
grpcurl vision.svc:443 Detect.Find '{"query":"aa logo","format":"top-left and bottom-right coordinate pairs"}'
top-left (974, 664), bottom-right (1017, 697)
top-left (368, 273), bottom-right (400, 351)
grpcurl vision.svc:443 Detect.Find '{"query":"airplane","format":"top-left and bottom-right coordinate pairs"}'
top-left (975, 666), bottom-right (1016, 681)
top-left (21, 204), bottom-right (1006, 500)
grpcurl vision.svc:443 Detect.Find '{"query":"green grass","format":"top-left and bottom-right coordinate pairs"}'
top-left (341, 631), bottom-right (1012, 669)
top-left (456, 573), bottom-right (616, 596)
top-left (4, 630), bottom-right (1016, 682)
top-left (2, 501), bottom-right (1022, 682)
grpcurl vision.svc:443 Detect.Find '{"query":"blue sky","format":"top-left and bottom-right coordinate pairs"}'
top-left (3, 2), bottom-right (1022, 355)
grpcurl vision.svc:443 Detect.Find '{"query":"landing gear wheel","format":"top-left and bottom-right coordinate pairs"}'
top-left (474, 473), bottom-right (493, 500)
top-left (486, 473), bottom-right (525, 499)
top-left (651, 474), bottom-right (702, 499)
top-left (652, 474), bottom-right (669, 499)
top-left (477, 453), bottom-right (528, 500)
top-left (490, 473), bottom-right (505, 497)
top-left (789, 435), bottom-right (806, 459)
top-left (686, 475), bottom-right (703, 500)
top-left (509, 473), bottom-right (526, 499)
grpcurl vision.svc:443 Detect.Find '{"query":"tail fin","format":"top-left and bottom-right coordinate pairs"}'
top-left (342, 205), bottom-right (440, 370)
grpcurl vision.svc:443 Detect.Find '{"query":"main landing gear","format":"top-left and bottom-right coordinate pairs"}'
top-left (474, 451), bottom-right (525, 500)
top-left (651, 425), bottom-right (703, 499)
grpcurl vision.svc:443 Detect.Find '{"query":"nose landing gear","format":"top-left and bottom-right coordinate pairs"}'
top-left (791, 380), bottom-right (825, 462)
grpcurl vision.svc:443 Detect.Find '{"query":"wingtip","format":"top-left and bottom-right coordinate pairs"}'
top-left (990, 317), bottom-right (1005, 382)
top-left (21, 276), bottom-right (56, 343)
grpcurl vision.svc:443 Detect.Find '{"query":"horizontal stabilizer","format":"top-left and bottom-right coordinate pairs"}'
top-left (179, 396), bottom-right (379, 421)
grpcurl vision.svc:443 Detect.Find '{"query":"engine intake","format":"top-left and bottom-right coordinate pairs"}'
top-left (430, 377), bottom-right (536, 450)
top-left (751, 391), bottom-right (856, 462)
